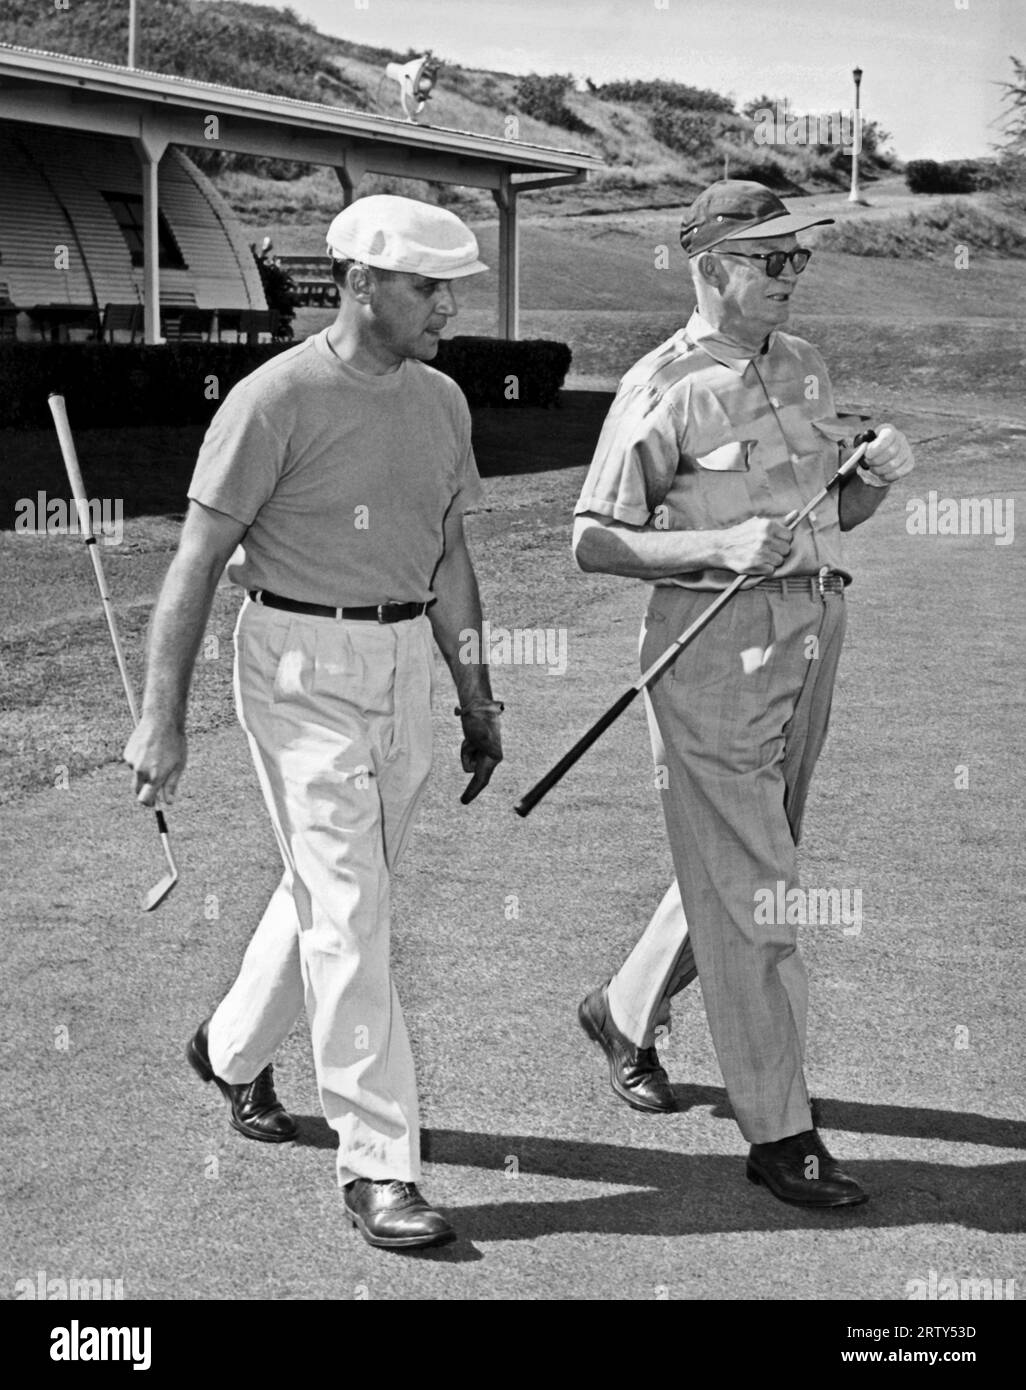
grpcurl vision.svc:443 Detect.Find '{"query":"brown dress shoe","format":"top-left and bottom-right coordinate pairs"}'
top-left (747, 1129), bottom-right (868, 1207)
top-left (187, 1019), bottom-right (298, 1143)
top-left (343, 1180), bottom-right (455, 1250)
top-left (578, 982), bottom-right (676, 1113)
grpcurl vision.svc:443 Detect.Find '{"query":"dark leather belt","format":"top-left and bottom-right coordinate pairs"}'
top-left (249, 590), bottom-right (427, 623)
top-left (754, 569), bottom-right (846, 598)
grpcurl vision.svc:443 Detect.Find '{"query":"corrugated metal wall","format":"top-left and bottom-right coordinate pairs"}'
top-left (168, 150), bottom-right (266, 309)
top-left (0, 125), bottom-right (94, 308)
top-left (0, 123), bottom-right (265, 316)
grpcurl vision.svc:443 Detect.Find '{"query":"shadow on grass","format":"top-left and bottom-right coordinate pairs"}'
top-left (471, 390), bottom-right (612, 479)
top-left (669, 1083), bottom-right (1026, 1152)
top-left (291, 1097), bottom-right (1025, 1239)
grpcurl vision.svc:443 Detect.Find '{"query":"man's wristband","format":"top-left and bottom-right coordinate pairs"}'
top-left (455, 700), bottom-right (505, 718)
top-left (856, 464), bottom-right (890, 489)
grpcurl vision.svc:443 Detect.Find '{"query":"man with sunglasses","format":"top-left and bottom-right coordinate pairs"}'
top-left (573, 180), bottom-right (914, 1207)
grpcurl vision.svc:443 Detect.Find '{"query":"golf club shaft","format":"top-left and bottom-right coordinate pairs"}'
top-left (47, 394), bottom-right (179, 894)
top-left (635, 437), bottom-right (873, 692)
top-left (514, 436), bottom-right (875, 817)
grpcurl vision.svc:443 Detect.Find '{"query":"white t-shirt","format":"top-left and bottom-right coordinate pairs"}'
top-left (188, 330), bottom-right (482, 606)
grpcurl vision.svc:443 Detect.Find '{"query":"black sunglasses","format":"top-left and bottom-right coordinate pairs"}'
top-left (715, 248), bottom-right (813, 278)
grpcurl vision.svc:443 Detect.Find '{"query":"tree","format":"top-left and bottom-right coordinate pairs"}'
top-left (998, 55), bottom-right (1026, 155)
top-left (514, 73), bottom-right (592, 133)
top-left (995, 55), bottom-right (1026, 210)
top-left (741, 94), bottom-right (789, 120)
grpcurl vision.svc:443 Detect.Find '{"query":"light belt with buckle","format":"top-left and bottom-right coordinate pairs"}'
top-left (249, 590), bottom-right (427, 622)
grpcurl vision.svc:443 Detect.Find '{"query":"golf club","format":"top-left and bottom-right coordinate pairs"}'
top-left (514, 432), bottom-right (876, 817)
top-left (47, 393), bottom-right (179, 911)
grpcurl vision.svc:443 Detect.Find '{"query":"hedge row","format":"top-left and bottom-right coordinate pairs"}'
top-left (905, 159), bottom-right (992, 195)
top-left (439, 336), bottom-right (571, 408)
top-left (598, 78), bottom-right (734, 114)
top-left (0, 336), bottom-right (572, 429)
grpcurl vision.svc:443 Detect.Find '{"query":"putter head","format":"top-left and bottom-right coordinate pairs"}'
top-left (143, 869), bottom-right (178, 912)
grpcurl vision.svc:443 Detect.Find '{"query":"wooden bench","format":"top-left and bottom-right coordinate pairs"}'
top-left (27, 304), bottom-right (102, 342)
top-left (101, 303), bottom-right (143, 343)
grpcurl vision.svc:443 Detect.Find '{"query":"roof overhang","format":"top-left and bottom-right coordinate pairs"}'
top-left (0, 43), bottom-right (603, 191)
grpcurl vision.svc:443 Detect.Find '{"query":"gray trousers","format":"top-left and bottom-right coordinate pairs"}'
top-left (607, 583), bottom-right (847, 1143)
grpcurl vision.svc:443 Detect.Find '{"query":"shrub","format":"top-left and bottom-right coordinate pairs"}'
top-left (599, 79), bottom-right (733, 113)
top-left (435, 337), bottom-right (572, 407)
top-left (513, 74), bottom-right (593, 134)
top-left (0, 337), bottom-right (572, 429)
top-left (649, 107), bottom-right (719, 158)
top-left (827, 146), bottom-right (881, 182)
top-left (718, 151), bottom-right (793, 190)
top-left (741, 94), bottom-right (788, 120)
top-left (992, 152), bottom-right (1026, 215)
top-left (0, 344), bottom-right (286, 430)
top-left (905, 159), bottom-right (979, 194)
top-left (817, 200), bottom-right (1026, 258)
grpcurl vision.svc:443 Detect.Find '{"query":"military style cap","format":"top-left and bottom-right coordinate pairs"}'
top-left (680, 180), bottom-right (834, 255)
top-left (326, 194), bottom-right (487, 278)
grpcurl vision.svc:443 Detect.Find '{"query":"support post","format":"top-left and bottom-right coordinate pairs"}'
top-left (334, 157), bottom-right (367, 209)
top-left (492, 174), bottom-right (519, 341)
top-left (132, 126), bottom-right (168, 345)
top-left (128, 0), bottom-right (138, 69)
top-left (849, 65), bottom-right (867, 205)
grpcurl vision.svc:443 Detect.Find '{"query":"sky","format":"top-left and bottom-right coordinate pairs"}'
top-left (270, 0), bottom-right (1025, 160)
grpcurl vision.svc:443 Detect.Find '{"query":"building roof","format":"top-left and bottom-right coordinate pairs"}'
top-left (0, 43), bottom-right (603, 180)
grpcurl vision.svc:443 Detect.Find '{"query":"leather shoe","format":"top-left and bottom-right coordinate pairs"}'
top-left (343, 1179), bottom-right (455, 1250)
top-left (747, 1129), bottom-right (868, 1207)
top-left (578, 982), bottom-right (676, 1113)
top-left (187, 1019), bottom-right (298, 1143)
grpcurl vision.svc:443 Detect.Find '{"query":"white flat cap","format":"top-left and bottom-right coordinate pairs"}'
top-left (326, 195), bottom-right (488, 278)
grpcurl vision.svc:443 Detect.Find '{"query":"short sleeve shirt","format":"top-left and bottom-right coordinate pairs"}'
top-left (574, 310), bottom-right (863, 589)
top-left (188, 330), bottom-right (482, 606)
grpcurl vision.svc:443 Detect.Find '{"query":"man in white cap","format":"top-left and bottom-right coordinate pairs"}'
top-left (124, 195), bottom-right (502, 1249)
top-left (574, 181), bottom-right (914, 1206)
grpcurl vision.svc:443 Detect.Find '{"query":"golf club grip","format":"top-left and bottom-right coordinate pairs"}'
top-left (514, 687), bottom-right (639, 817)
top-left (47, 394), bottom-right (93, 531)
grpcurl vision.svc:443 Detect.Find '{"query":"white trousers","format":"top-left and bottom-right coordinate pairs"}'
top-left (207, 597), bottom-right (435, 1186)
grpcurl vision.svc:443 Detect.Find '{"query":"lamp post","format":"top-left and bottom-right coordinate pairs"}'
top-left (848, 65), bottom-right (865, 204)
top-left (128, 0), bottom-right (138, 69)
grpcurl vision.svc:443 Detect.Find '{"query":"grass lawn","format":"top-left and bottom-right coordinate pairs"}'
top-left (2, 392), bottom-right (1023, 1300)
